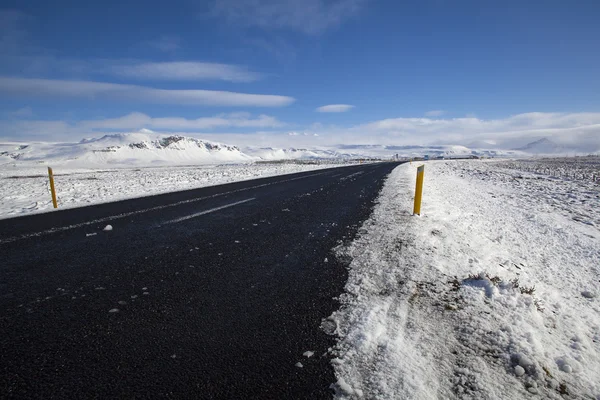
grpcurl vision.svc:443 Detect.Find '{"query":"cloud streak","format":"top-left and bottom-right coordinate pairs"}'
top-left (8, 106), bottom-right (34, 118)
top-left (150, 35), bottom-right (181, 52)
top-left (111, 61), bottom-right (263, 82)
top-left (316, 104), bottom-right (355, 113)
top-left (80, 112), bottom-right (284, 131)
top-left (0, 112), bottom-right (285, 141)
top-left (424, 110), bottom-right (445, 117)
top-left (210, 0), bottom-right (366, 35)
top-left (0, 77), bottom-right (295, 107)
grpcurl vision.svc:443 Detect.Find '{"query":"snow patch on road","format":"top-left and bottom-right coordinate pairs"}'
top-left (328, 160), bottom-right (600, 399)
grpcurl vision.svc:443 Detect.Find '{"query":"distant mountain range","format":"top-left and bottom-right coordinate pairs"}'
top-left (512, 138), bottom-right (566, 154)
top-left (244, 147), bottom-right (365, 160)
top-left (0, 132), bottom-right (588, 168)
top-left (334, 144), bottom-right (523, 159)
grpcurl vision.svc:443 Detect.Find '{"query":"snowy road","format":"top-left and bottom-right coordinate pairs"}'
top-left (0, 162), bottom-right (400, 398)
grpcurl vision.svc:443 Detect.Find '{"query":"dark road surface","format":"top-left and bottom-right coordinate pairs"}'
top-left (0, 162), bottom-right (401, 399)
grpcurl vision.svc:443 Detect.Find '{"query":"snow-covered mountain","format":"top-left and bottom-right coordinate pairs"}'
top-left (245, 144), bottom-right (524, 160)
top-left (243, 147), bottom-right (365, 160)
top-left (0, 131), bottom-right (534, 168)
top-left (513, 138), bottom-right (566, 154)
top-left (0, 133), bottom-right (251, 167)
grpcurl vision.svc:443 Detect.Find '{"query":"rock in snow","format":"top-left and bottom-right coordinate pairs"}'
top-left (581, 290), bottom-right (597, 298)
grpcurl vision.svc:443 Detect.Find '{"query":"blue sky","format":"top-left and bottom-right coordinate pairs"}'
top-left (1, 0), bottom-right (599, 150)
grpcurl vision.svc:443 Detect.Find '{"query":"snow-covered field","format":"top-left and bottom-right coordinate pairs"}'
top-left (328, 159), bottom-right (600, 399)
top-left (0, 162), bottom-right (351, 219)
top-left (495, 156), bottom-right (600, 183)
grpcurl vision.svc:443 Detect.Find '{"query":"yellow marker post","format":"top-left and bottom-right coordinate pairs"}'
top-left (48, 167), bottom-right (58, 209)
top-left (413, 165), bottom-right (424, 215)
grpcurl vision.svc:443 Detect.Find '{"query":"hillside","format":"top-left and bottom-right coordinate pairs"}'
top-left (514, 138), bottom-right (566, 154)
top-left (0, 133), bottom-right (251, 167)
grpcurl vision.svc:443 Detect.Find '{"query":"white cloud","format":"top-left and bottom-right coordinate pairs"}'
top-left (424, 110), bottom-right (445, 117)
top-left (316, 104), bottom-right (355, 113)
top-left (286, 131), bottom-right (316, 137)
top-left (0, 119), bottom-right (71, 141)
top-left (111, 61), bottom-right (263, 82)
top-left (3, 111), bottom-right (600, 154)
top-left (202, 112), bottom-right (600, 151)
top-left (210, 0), bottom-right (365, 35)
top-left (341, 112), bottom-right (600, 150)
top-left (0, 77), bottom-right (295, 107)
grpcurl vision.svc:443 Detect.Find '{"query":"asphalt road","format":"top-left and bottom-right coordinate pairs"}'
top-left (0, 162), bottom-right (401, 399)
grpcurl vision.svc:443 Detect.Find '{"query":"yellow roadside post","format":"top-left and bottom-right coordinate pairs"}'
top-left (47, 167), bottom-right (58, 209)
top-left (413, 165), bottom-right (424, 215)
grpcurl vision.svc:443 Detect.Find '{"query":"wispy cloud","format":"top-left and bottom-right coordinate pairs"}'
top-left (210, 0), bottom-right (366, 35)
top-left (424, 110), bottom-right (445, 117)
top-left (0, 77), bottom-right (295, 107)
top-left (110, 61), bottom-right (263, 82)
top-left (79, 112), bottom-right (284, 131)
top-left (287, 131), bottom-right (317, 136)
top-left (316, 104), bottom-right (355, 113)
top-left (243, 37), bottom-right (297, 64)
top-left (150, 35), bottom-right (181, 52)
top-left (1, 56), bottom-right (265, 83)
top-left (0, 112), bottom-right (285, 140)
top-left (7, 106), bottom-right (34, 118)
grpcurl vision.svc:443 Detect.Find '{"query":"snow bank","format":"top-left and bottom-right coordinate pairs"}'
top-left (0, 163), bottom-right (349, 218)
top-left (328, 160), bottom-right (600, 399)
